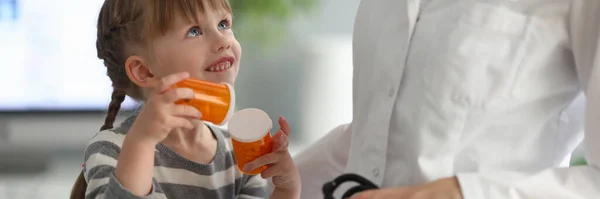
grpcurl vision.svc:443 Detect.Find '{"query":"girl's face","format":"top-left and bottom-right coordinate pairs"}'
top-left (147, 8), bottom-right (241, 86)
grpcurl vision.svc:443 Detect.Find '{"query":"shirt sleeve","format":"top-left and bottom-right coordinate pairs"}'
top-left (83, 130), bottom-right (164, 199)
top-left (293, 123), bottom-right (353, 199)
top-left (238, 175), bottom-right (268, 199)
top-left (456, 1), bottom-right (600, 198)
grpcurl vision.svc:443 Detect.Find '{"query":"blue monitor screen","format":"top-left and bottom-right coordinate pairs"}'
top-left (0, 0), bottom-right (137, 111)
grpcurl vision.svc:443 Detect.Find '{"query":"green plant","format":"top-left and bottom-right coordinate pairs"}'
top-left (229, 0), bottom-right (317, 46)
top-left (571, 157), bottom-right (588, 166)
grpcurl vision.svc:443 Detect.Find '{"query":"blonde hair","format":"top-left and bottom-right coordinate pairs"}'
top-left (70, 1), bottom-right (231, 198)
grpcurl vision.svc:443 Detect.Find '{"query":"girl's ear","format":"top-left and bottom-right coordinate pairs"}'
top-left (125, 55), bottom-right (158, 88)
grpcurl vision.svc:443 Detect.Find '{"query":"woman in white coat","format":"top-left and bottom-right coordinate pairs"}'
top-left (294, 1), bottom-right (600, 198)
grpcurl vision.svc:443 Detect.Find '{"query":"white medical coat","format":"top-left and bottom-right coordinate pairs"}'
top-left (294, 0), bottom-right (600, 198)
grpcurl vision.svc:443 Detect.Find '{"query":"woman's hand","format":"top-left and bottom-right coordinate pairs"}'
top-left (349, 177), bottom-right (463, 199)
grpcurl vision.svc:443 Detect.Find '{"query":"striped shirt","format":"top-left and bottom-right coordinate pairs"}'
top-left (82, 115), bottom-right (268, 199)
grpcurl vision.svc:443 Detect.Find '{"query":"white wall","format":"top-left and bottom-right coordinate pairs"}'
top-left (300, 34), bottom-right (354, 144)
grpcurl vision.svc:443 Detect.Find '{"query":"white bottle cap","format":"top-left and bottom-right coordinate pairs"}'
top-left (227, 108), bottom-right (272, 143)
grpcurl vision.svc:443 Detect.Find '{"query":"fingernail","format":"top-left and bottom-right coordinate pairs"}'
top-left (279, 133), bottom-right (287, 142)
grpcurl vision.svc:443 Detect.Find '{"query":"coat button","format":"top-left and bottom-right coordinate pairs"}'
top-left (372, 168), bottom-right (380, 177)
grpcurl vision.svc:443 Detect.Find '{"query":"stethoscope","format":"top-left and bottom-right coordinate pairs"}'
top-left (322, 173), bottom-right (380, 199)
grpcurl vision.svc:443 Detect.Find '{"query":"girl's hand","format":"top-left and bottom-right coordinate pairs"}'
top-left (243, 117), bottom-right (301, 196)
top-left (128, 72), bottom-right (203, 145)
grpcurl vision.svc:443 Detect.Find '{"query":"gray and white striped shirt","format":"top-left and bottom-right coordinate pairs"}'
top-left (82, 115), bottom-right (267, 199)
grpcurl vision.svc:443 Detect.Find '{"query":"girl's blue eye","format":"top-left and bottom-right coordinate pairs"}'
top-left (186, 27), bottom-right (202, 37)
top-left (218, 20), bottom-right (230, 30)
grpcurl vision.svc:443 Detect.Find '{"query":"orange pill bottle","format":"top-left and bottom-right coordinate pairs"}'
top-left (174, 78), bottom-right (235, 125)
top-left (227, 108), bottom-right (273, 175)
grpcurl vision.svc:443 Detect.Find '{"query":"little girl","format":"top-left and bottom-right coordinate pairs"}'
top-left (70, 0), bottom-right (300, 198)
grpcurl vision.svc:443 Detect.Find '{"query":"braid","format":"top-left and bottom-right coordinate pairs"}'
top-left (94, 0), bottom-right (145, 132)
top-left (71, 1), bottom-right (144, 199)
top-left (71, 89), bottom-right (125, 199)
top-left (100, 89), bottom-right (127, 131)
top-left (95, 0), bottom-right (145, 101)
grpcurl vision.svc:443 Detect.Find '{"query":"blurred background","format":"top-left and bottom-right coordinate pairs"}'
top-left (0, 0), bottom-right (588, 198)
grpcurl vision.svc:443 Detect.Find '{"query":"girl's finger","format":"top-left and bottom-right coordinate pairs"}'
top-left (260, 163), bottom-right (284, 179)
top-left (161, 88), bottom-right (195, 103)
top-left (172, 117), bottom-right (194, 130)
top-left (278, 116), bottom-right (291, 136)
top-left (243, 152), bottom-right (280, 172)
top-left (171, 105), bottom-right (202, 119)
top-left (155, 72), bottom-right (190, 93)
top-left (271, 130), bottom-right (289, 152)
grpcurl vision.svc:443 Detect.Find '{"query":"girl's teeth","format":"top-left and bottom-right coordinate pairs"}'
top-left (208, 61), bottom-right (232, 72)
